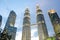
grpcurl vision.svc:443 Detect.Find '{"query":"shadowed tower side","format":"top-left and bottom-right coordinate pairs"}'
top-left (22, 8), bottom-right (31, 40)
top-left (36, 4), bottom-right (48, 40)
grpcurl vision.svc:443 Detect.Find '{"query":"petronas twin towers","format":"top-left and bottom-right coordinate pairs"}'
top-left (22, 5), bottom-right (48, 40)
top-left (0, 4), bottom-right (60, 40)
top-left (22, 4), bottom-right (60, 40)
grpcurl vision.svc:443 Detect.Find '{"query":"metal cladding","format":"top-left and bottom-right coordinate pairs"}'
top-left (36, 4), bottom-right (48, 40)
top-left (22, 8), bottom-right (31, 40)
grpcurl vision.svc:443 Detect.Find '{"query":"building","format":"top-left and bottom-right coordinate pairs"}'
top-left (3, 10), bottom-right (17, 40)
top-left (1, 26), bottom-right (17, 40)
top-left (36, 4), bottom-right (48, 40)
top-left (48, 9), bottom-right (60, 34)
top-left (0, 15), bottom-right (2, 39)
top-left (5, 10), bottom-right (16, 27)
top-left (0, 15), bottom-right (2, 27)
top-left (22, 8), bottom-right (31, 40)
top-left (48, 9), bottom-right (60, 40)
top-left (0, 15), bottom-right (2, 32)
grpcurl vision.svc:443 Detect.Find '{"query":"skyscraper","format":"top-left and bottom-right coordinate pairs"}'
top-left (22, 8), bottom-right (31, 40)
top-left (48, 9), bottom-right (60, 39)
top-left (1, 26), bottom-right (17, 40)
top-left (0, 15), bottom-right (2, 27)
top-left (5, 10), bottom-right (16, 27)
top-left (36, 4), bottom-right (48, 40)
top-left (3, 10), bottom-right (17, 40)
top-left (0, 15), bottom-right (2, 38)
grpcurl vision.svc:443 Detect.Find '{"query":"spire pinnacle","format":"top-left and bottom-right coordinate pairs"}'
top-left (36, 4), bottom-right (40, 10)
top-left (25, 7), bottom-right (29, 13)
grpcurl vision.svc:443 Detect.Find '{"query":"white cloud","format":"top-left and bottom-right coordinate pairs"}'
top-left (31, 28), bottom-right (37, 37)
top-left (31, 36), bottom-right (39, 40)
top-left (15, 25), bottom-right (38, 40)
top-left (15, 31), bottom-right (22, 40)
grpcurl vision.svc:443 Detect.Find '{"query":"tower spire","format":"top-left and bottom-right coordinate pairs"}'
top-left (25, 8), bottom-right (29, 13)
top-left (24, 8), bottom-right (30, 18)
top-left (36, 4), bottom-right (42, 15)
top-left (36, 4), bottom-right (40, 10)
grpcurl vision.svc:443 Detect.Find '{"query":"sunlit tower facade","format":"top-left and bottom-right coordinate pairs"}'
top-left (3, 10), bottom-right (17, 40)
top-left (22, 8), bottom-right (31, 40)
top-left (36, 4), bottom-right (48, 40)
top-left (48, 9), bottom-right (60, 39)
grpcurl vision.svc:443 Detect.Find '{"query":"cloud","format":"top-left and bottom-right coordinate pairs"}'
top-left (15, 31), bottom-right (22, 40)
top-left (31, 36), bottom-right (39, 40)
top-left (31, 28), bottom-right (37, 37)
top-left (15, 25), bottom-right (38, 40)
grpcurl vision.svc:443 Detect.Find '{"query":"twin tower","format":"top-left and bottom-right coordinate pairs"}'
top-left (22, 5), bottom-right (48, 40)
top-left (22, 5), bottom-right (60, 40)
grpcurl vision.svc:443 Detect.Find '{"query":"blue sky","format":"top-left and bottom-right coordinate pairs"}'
top-left (0, 0), bottom-right (60, 40)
